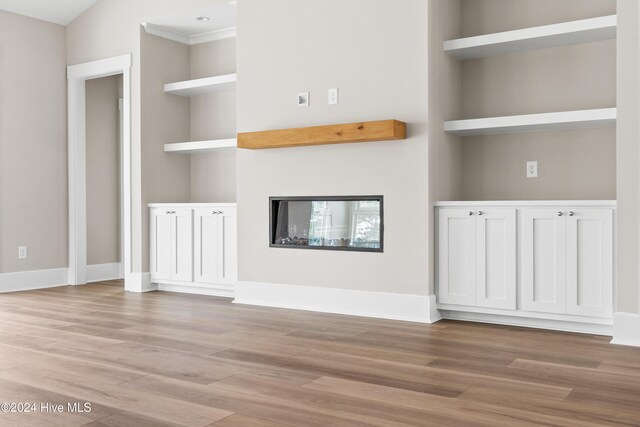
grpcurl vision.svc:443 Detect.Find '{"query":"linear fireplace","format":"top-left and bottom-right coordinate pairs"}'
top-left (269, 196), bottom-right (383, 252)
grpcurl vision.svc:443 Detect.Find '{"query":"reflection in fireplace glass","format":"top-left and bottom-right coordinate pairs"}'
top-left (270, 197), bottom-right (383, 252)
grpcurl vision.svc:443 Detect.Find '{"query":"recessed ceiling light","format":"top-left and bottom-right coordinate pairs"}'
top-left (195, 16), bottom-right (210, 21)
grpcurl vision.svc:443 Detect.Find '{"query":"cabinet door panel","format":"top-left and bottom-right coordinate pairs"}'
top-left (218, 207), bottom-right (238, 284)
top-left (522, 209), bottom-right (566, 314)
top-left (150, 209), bottom-right (172, 281)
top-left (172, 208), bottom-right (193, 282)
top-left (566, 209), bottom-right (613, 318)
top-left (476, 209), bottom-right (516, 310)
top-left (437, 209), bottom-right (476, 306)
top-left (194, 209), bottom-right (220, 285)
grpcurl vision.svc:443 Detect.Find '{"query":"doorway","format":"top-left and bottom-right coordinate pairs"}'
top-left (67, 54), bottom-right (136, 290)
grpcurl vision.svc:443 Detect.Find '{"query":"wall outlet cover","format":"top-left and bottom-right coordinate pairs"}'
top-left (297, 92), bottom-right (309, 107)
top-left (526, 161), bottom-right (538, 178)
top-left (328, 88), bottom-right (339, 105)
top-left (18, 246), bottom-right (28, 259)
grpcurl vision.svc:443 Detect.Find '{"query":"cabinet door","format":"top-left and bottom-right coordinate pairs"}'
top-left (194, 208), bottom-right (220, 285)
top-left (437, 208), bottom-right (476, 306)
top-left (150, 208), bottom-right (173, 281)
top-left (522, 209), bottom-right (566, 314)
top-left (218, 207), bottom-right (238, 285)
top-left (476, 209), bottom-right (516, 310)
top-left (566, 209), bottom-right (613, 318)
top-left (171, 208), bottom-right (193, 282)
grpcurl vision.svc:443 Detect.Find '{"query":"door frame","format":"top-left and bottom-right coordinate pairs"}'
top-left (67, 54), bottom-right (132, 288)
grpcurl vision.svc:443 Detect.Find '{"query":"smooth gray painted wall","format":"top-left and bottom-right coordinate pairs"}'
top-left (0, 10), bottom-right (67, 274)
top-left (236, 0), bottom-right (429, 295)
top-left (86, 75), bottom-right (121, 265)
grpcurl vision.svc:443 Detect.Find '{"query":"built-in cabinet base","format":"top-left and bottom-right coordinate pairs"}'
top-left (436, 201), bottom-right (615, 334)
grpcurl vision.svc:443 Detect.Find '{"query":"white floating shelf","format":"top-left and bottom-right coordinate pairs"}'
top-left (444, 108), bottom-right (616, 136)
top-left (164, 73), bottom-right (237, 97)
top-left (164, 138), bottom-right (237, 153)
top-left (444, 15), bottom-right (616, 60)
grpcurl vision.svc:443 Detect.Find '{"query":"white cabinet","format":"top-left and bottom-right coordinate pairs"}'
top-left (436, 202), bottom-right (615, 327)
top-left (437, 208), bottom-right (516, 310)
top-left (150, 203), bottom-right (237, 296)
top-left (150, 207), bottom-right (193, 283)
top-left (194, 206), bottom-right (238, 286)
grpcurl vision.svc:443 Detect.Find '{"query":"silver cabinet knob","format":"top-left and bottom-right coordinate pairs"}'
top-left (557, 211), bottom-right (563, 216)
top-left (569, 211), bottom-right (575, 216)
top-left (477, 211), bottom-right (484, 216)
top-left (166, 210), bottom-right (171, 214)
top-left (468, 211), bottom-right (474, 216)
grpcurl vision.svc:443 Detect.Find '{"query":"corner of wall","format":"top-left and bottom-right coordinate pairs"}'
top-left (612, 311), bottom-right (640, 347)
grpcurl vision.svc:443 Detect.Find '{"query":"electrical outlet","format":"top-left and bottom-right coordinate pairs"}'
top-left (328, 88), bottom-right (339, 105)
top-left (297, 92), bottom-right (309, 107)
top-left (526, 161), bottom-right (538, 178)
top-left (18, 246), bottom-right (27, 259)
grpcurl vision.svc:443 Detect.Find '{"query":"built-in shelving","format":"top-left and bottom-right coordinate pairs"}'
top-left (164, 73), bottom-right (237, 97)
top-left (444, 108), bottom-right (616, 136)
top-left (164, 138), bottom-right (237, 153)
top-left (237, 120), bottom-right (406, 150)
top-left (444, 15), bottom-right (616, 60)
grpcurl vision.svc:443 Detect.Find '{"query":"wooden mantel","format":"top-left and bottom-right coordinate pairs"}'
top-left (237, 120), bottom-right (406, 149)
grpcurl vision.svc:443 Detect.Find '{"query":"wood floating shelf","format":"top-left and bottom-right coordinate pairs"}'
top-left (237, 120), bottom-right (406, 150)
top-left (444, 108), bottom-right (616, 136)
top-left (164, 138), bottom-right (237, 153)
top-left (444, 15), bottom-right (616, 60)
top-left (164, 73), bottom-right (237, 97)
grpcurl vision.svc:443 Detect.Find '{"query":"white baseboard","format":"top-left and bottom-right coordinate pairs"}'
top-left (234, 281), bottom-right (439, 324)
top-left (86, 263), bottom-right (122, 283)
top-left (439, 309), bottom-right (613, 336)
top-left (612, 312), bottom-right (640, 347)
top-left (0, 268), bottom-right (68, 293)
top-left (124, 272), bottom-right (156, 293)
top-left (157, 283), bottom-right (234, 298)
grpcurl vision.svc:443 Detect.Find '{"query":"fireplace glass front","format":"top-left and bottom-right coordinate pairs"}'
top-left (270, 196), bottom-right (383, 252)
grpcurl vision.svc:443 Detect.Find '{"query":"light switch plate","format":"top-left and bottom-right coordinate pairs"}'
top-left (526, 161), bottom-right (538, 178)
top-left (18, 246), bottom-right (27, 259)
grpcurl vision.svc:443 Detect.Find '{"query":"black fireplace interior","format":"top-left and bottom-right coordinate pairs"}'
top-left (269, 196), bottom-right (383, 252)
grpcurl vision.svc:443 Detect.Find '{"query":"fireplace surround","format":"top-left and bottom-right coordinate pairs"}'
top-left (269, 196), bottom-right (383, 252)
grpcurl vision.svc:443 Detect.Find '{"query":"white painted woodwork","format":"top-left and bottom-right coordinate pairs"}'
top-left (151, 204), bottom-right (237, 296)
top-left (522, 209), bottom-right (567, 314)
top-left (476, 209), bottom-right (516, 310)
top-left (150, 209), bottom-right (173, 281)
top-left (566, 209), bottom-right (613, 318)
top-left (437, 208), bottom-right (476, 306)
top-left (444, 108), bottom-right (616, 136)
top-left (164, 74), bottom-right (237, 97)
top-left (172, 208), bottom-right (193, 282)
top-left (444, 15), bottom-right (616, 60)
top-left (164, 138), bottom-right (237, 154)
top-left (218, 207), bottom-right (238, 285)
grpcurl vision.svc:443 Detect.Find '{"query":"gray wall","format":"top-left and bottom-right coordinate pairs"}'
top-left (86, 75), bottom-right (121, 265)
top-left (236, 0), bottom-right (429, 295)
top-left (0, 11), bottom-right (67, 274)
top-left (458, 0), bottom-right (617, 201)
top-left (616, 0), bottom-right (639, 314)
top-left (190, 38), bottom-right (237, 203)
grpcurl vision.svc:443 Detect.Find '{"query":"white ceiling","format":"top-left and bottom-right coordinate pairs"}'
top-left (145, 3), bottom-right (237, 39)
top-left (0, 0), bottom-right (99, 25)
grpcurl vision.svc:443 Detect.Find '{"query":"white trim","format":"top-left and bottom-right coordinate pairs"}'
top-left (612, 312), bottom-right (640, 347)
top-left (444, 108), bottom-right (616, 136)
top-left (434, 200), bottom-right (616, 208)
top-left (164, 74), bottom-right (237, 97)
top-left (157, 283), bottom-right (234, 298)
top-left (0, 269), bottom-right (69, 293)
top-left (142, 23), bottom-right (236, 46)
top-left (67, 54), bottom-right (133, 291)
top-left (125, 272), bottom-right (156, 293)
top-left (148, 203), bottom-right (237, 208)
top-left (440, 309), bottom-right (612, 336)
top-left (444, 15), bottom-right (617, 60)
top-left (234, 281), bottom-right (439, 324)
top-left (86, 263), bottom-right (123, 283)
top-left (164, 138), bottom-right (237, 153)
